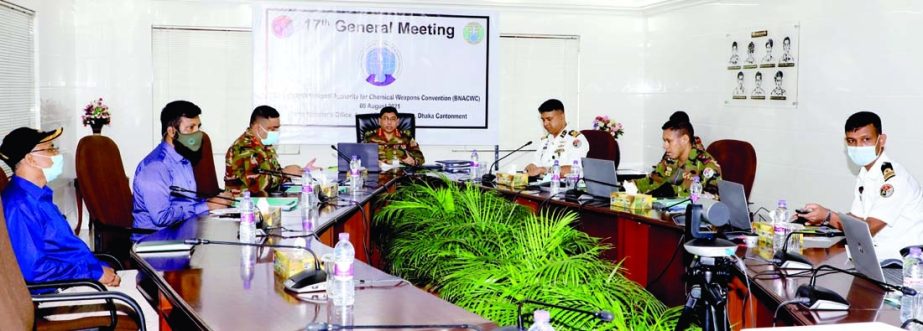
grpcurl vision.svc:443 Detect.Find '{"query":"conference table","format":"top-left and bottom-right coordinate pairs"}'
top-left (130, 169), bottom-right (904, 330)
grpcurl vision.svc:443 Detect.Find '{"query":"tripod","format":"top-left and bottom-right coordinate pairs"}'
top-left (674, 255), bottom-right (733, 331)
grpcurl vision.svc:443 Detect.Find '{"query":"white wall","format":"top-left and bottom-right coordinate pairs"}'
top-left (643, 0), bottom-right (923, 211)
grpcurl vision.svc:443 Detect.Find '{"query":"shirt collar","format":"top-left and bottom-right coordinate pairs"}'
top-left (377, 128), bottom-right (401, 138)
top-left (548, 124), bottom-right (571, 139)
top-left (859, 152), bottom-right (889, 180)
top-left (161, 141), bottom-right (185, 163)
top-left (10, 176), bottom-right (52, 200)
top-left (243, 129), bottom-right (264, 147)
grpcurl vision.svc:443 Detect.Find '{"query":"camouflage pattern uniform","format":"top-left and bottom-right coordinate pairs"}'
top-left (362, 128), bottom-right (425, 165)
top-left (224, 130), bottom-right (286, 196)
top-left (635, 147), bottom-right (722, 198)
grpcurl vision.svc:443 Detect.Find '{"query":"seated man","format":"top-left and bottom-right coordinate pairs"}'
top-left (0, 127), bottom-right (120, 289)
top-left (799, 111), bottom-right (923, 261)
top-left (361, 106), bottom-right (425, 166)
top-left (133, 100), bottom-right (228, 231)
top-left (525, 99), bottom-right (589, 177)
top-left (225, 105), bottom-right (315, 196)
top-left (634, 119), bottom-right (722, 198)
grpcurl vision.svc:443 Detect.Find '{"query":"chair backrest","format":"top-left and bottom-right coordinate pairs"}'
top-left (75, 135), bottom-right (134, 228)
top-left (192, 132), bottom-right (221, 197)
top-left (355, 113), bottom-right (416, 143)
top-left (580, 130), bottom-right (621, 169)
top-left (706, 139), bottom-right (757, 200)
top-left (0, 197), bottom-right (36, 330)
top-left (0, 168), bottom-right (9, 192)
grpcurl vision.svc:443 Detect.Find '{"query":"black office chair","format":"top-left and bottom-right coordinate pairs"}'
top-left (355, 113), bottom-right (416, 143)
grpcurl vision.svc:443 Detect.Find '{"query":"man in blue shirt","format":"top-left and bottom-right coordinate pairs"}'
top-left (133, 100), bottom-right (230, 231)
top-left (0, 127), bottom-right (120, 288)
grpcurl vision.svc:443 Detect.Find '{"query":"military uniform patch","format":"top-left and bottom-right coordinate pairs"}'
top-left (573, 139), bottom-right (582, 148)
top-left (880, 184), bottom-right (894, 198)
top-left (568, 130), bottom-right (580, 137)
top-left (881, 162), bottom-right (895, 182)
top-left (703, 167), bottom-right (715, 180)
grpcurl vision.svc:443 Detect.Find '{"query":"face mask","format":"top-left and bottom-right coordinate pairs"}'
top-left (173, 129), bottom-right (204, 165)
top-left (259, 125), bottom-right (280, 146)
top-left (847, 145), bottom-right (878, 167)
top-left (33, 154), bottom-right (64, 182)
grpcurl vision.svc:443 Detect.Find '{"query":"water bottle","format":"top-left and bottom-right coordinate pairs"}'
top-left (391, 154), bottom-right (400, 169)
top-left (331, 232), bottom-right (356, 306)
top-left (349, 155), bottom-right (362, 194)
top-left (566, 159), bottom-right (582, 190)
top-left (239, 243), bottom-right (256, 289)
top-left (770, 200), bottom-right (791, 251)
top-left (470, 149), bottom-right (480, 182)
top-left (301, 168), bottom-right (317, 207)
top-left (550, 160), bottom-right (561, 195)
top-left (902, 247), bottom-right (923, 326)
top-left (689, 176), bottom-right (703, 202)
top-left (239, 191), bottom-right (255, 239)
top-left (527, 310), bottom-right (555, 331)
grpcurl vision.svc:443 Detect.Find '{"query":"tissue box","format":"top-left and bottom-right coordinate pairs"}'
top-left (610, 192), bottom-right (653, 210)
top-left (497, 172), bottom-right (529, 189)
top-left (259, 206), bottom-right (282, 228)
top-left (273, 249), bottom-right (318, 279)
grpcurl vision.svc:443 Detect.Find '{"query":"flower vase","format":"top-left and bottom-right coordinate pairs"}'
top-left (90, 122), bottom-right (104, 135)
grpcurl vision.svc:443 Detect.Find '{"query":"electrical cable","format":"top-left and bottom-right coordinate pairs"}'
top-left (735, 257), bottom-right (756, 328)
top-left (772, 298), bottom-right (810, 326)
top-left (648, 234), bottom-right (684, 287)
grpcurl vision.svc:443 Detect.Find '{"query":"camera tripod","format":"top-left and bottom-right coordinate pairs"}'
top-left (674, 255), bottom-right (733, 331)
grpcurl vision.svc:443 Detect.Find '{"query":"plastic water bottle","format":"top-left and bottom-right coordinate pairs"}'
top-left (527, 310), bottom-right (555, 331)
top-left (239, 191), bottom-right (255, 238)
top-left (770, 200), bottom-right (791, 251)
top-left (239, 243), bottom-right (256, 289)
top-left (349, 155), bottom-right (362, 194)
top-left (331, 232), bottom-right (356, 306)
top-left (902, 247), bottom-right (923, 326)
top-left (689, 176), bottom-right (703, 202)
top-left (566, 159), bottom-right (582, 190)
top-left (301, 168), bottom-right (316, 206)
top-left (470, 149), bottom-right (480, 182)
top-left (550, 160), bottom-right (561, 195)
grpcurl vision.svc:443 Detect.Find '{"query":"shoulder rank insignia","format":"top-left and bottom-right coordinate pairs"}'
top-left (881, 162), bottom-right (896, 182)
top-left (568, 130), bottom-right (580, 137)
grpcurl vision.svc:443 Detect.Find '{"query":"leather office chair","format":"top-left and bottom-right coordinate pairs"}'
top-left (192, 131), bottom-right (222, 197)
top-left (706, 139), bottom-right (757, 200)
top-left (75, 135), bottom-right (154, 266)
top-left (0, 197), bottom-right (146, 330)
top-left (0, 168), bottom-right (9, 192)
top-left (355, 113), bottom-right (416, 143)
top-left (580, 130), bottom-right (621, 169)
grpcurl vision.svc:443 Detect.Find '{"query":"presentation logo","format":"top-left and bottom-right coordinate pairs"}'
top-left (272, 15), bottom-right (294, 38)
top-left (364, 46), bottom-right (401, 87)
top-left (463, 22), bottom-right (485, 45)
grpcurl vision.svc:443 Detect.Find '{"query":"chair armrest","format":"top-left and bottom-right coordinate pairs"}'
top-left (27, 279), bottom-right (106, 292)
top-left (94, 253), bottom-right (124, 270)
top-left (32, 290), bottom-right (147, 331)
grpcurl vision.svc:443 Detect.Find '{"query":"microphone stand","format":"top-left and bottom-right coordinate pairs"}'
top-left (481, 141), bottom-right (532, 184)
top-left (184, 238), bottom-right (322, 271)
top-left (305, 323), bottom-right (482, 331)
top-left (510, 299), bottom-right (613, 330)
top-left (170, 186), bottom-right (236, 202)
top-left (807, 264), bottom-right (916, 296)
top-left (257, 168), bottom-right (302, 178)
top-left (330, 145), bottom-right (352, 164)
top-left (772, 230), bottom-right (821, 270)
top-left (170, 191), bottom-right (234, 208)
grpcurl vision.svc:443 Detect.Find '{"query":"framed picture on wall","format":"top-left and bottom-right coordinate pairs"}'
top-left (726, 23), bottom-right (799, 107)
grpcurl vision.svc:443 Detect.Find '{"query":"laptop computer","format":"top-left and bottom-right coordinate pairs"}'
top-left (838, 212), bottom-right (903, 286)
top-left (580, 157), bottom-right (619, 198)
top-left (336, 143), bottom-right (381, 173)
top-left (717, 180), bottom-right (751, 232)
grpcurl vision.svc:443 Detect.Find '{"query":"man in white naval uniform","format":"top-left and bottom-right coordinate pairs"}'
top-left (525, 99), bottom-right (590, 177)
top-left (800, 111), bottom-right (923, 261)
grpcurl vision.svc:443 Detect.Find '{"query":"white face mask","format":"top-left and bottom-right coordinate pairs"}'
top-left (32, 154), bottom-right (64, 182)
top-left (846, 136), bottom-right (880, 167)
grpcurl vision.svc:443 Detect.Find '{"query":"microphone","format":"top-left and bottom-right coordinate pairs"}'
top-left (481, 141), bottom-right (532, 184)
top-left (330, 145), bottom-right (352, 164)
top-left (304, 323), bottom-right (482, 330)
top-left (170, 191), bottom-right (233, 207)
top-left (256, 168), bottom-right (302, 178)
top-left (797, 264), bottom-right (918, 311)
top-left (184, 238), bottom-right (325, 291)
top-left (169, 186), bottom-right (236, 202)
top-left (496, 299), bottom-right (612, 331)
top-left (772, 230), bottom-right (828, 270)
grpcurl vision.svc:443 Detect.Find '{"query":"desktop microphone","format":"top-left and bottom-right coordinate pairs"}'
top-left (169, 191), bottom-right (234, 207)
top-left (771, 230), bottom-right (827, 271)
top-left (481, 141), bottom-right (532, 184)
top-left (184, 238), bottom-right (326, 292)
top-left (304, 323), bottom-right (483, 331)
top-left (169, 186), bottom-right (236, 202)
top-left (495, 299), bottom-right (613, 331)
top-left (256, 168), bottom-right (302, 178)
top-left (330, 145), bottom-right (352, 164)
top-left (796, 264), bottom-right (918, 311)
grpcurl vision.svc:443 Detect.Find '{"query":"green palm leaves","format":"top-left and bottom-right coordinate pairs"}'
top-left (374, 177), bottom-right (683, 330)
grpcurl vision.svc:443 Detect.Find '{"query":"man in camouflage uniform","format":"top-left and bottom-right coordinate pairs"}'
top-left (225, 105), bottom-right (315, 196)
top-left (362, 107), bottom-right (425, 166)
top-left (635, 119), bottom-right (722, 198)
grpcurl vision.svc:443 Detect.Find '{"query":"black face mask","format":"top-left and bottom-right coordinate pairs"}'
top-left (174, 140), bottom-right (202, 165)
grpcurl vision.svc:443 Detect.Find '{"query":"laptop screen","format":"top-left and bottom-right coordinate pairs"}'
top-left (336, 143), bottom-right (380, 172)
top-left (580, 157), bottom-right (619, 198)
top-left (718, 180), bottom-right (750, 231)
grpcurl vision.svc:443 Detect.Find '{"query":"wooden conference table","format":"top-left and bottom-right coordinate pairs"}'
top-left (131, 170), bottom-right (903, 330)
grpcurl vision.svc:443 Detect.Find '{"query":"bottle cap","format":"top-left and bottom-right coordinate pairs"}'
top-left (339, 232), bottom-right (350, 241)
top-left (911, 247), bottom-right (922, 256)
top-left (242, 191), bottom-right (250, 198)
top-left (778, 199), bottom-right (787, 208)
top-left (534, 310), bottom-right (550, 323)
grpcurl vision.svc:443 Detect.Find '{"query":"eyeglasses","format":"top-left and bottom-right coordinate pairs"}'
top-left (31, 145), bottom-right (60, 155)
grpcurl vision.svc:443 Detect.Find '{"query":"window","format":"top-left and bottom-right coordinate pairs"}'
top-left (0, 1), bottom-right (36, 174)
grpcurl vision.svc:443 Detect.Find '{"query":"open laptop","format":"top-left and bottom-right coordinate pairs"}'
top-left (717, 180), bottom-right (751, 232)
top-left (580, 157), bottom-right (619, 198)
top-left (336, 143), bottom-right (380, 173)
top-left (838, 212), bottom-right (903, 286)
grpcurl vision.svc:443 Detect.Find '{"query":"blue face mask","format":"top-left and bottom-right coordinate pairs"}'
top-left (847, 141), bottom-right (879, 167)
top-left (34, 154), bottom-right (64, 182)
top-left (259, 125), bottom-right (280, 146)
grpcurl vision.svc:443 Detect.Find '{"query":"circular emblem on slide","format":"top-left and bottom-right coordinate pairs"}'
top-left (272, 15), bottom-right (294, 38)
top-left (463, 22), bottom-right (485, 45)
top-left (364, 46), bottom-right (401, 87)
